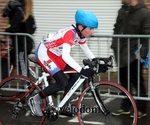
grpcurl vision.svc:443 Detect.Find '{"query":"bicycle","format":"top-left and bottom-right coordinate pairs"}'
top-left (0, 55), bottom-right (138, 125)
top-left (0, 121), bottom-right (2, 125)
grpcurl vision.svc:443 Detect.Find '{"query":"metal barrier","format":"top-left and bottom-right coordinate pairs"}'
top-left (1, 33), bottom-right (150, 102)
top-left (0, 32), bottom-right (36, 81)
top-left (87, 34), bottom-right (150, 101)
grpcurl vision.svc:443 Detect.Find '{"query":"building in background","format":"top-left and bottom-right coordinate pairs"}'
top-left (1, 0), bottom-right (150, 39)
top-left (1, 0), bottom-right (150, 64)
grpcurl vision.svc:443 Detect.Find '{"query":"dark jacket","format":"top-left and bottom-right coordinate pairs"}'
top-left (4, 2), bottom-right (34, 54)
top-left (111, 2), bottom-right (150, 67)
top-left (5, 1), bottom-right (25, 33)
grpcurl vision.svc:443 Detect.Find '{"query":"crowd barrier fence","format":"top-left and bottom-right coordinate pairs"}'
top-left (0, 32), bottom-right (150, 102)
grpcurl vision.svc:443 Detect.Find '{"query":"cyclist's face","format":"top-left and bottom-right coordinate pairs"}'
top-left (81, 27), bottom-right (94, 38)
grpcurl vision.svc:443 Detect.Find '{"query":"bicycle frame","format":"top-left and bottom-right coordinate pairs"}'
top-left (32, 71), bottom-right (54, 106)
top-left (28, 57), bottom-right (113, 112)
top-left (34, 69), bottom-right (86, 110)
top-left (58, 76), bottom-right (85, 108)
top-left (34, 69), bottom-right (108, 115)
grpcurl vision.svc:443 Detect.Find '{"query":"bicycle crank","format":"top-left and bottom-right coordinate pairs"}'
top-left (44, 106), bottom-right (59, 122)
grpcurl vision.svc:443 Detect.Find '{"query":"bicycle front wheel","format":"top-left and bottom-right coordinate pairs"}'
top-left (0, 75), bottom-right (47, 125)
top-left (77, 81), bottom-right (138, 125)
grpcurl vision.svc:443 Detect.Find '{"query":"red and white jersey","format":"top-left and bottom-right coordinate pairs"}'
top-left (37, 25), bottom-right (95, 73)
top-left (42, 26), bottom-right (87, 56)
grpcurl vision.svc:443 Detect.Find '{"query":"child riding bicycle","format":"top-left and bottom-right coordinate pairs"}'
top-left (28, 9), bottom-right (99, 117)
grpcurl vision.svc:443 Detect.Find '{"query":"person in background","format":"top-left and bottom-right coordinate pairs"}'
top-left (111, 0), bottom-right (150, 118)
top-left (1, 0), bottom-right (36, 78)
top-left (28, 9), bottom-right (98, 117)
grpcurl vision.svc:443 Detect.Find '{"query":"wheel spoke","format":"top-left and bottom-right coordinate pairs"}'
top-left (77, 81), bottom-right (138, 125)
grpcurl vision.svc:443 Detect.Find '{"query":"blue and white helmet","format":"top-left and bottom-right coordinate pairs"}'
top-left (75, 9), bottom-right (98, 28)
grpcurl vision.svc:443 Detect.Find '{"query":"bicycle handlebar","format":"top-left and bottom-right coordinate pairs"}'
top-left (83, 55), bottom-right (113, 73)
top-left (29, 55), bottom-right (114, 73)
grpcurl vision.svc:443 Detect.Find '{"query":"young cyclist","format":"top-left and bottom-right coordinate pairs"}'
top-left (28, 9), bottom-right (98, 117)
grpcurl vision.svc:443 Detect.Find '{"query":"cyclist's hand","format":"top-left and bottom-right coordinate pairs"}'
top-left (80, 67), bottom-right (94, 77)
top-left (99, 64), bottom-right (108, 73)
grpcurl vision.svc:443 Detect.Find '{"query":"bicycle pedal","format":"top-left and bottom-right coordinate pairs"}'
top-left (25, 110), bottom-right (31, 116)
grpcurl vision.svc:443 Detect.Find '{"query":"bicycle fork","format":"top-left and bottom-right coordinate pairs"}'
top-left (89, 79), bottom-right (109, 116)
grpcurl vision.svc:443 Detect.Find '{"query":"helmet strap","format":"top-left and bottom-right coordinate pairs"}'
top-left (81, 25), bottom-right (87, 32)
top-left (72, 24), bottom-right (85, 39)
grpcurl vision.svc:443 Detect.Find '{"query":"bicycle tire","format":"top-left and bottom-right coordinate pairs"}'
top-left (0, 75), bottom-right (47, 125)
top-left (0, 121), bottom-right (3, 125)
top-left (77, 81), bottom-right (138, 125)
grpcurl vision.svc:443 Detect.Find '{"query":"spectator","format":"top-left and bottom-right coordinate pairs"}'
top-left (1, 0), bottom-right (36, 78)
top-left (111, 0), bottom-right (150, 118)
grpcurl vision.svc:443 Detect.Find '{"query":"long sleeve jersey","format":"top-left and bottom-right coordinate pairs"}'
top-left (42, 25), bottom-right (95, 72)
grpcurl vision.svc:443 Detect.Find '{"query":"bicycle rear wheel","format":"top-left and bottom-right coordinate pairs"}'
top-left (0, 75), bottom-right (47, 125)
top-left (77, 81), bottom-right (138, 125)
top-left (0, 120), bottom-right (3, 125)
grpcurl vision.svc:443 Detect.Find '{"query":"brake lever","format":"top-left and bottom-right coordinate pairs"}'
top-left (107, 55), bottom-right (113, 68)
top-left (100, 55), bottom-right (113, 68)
